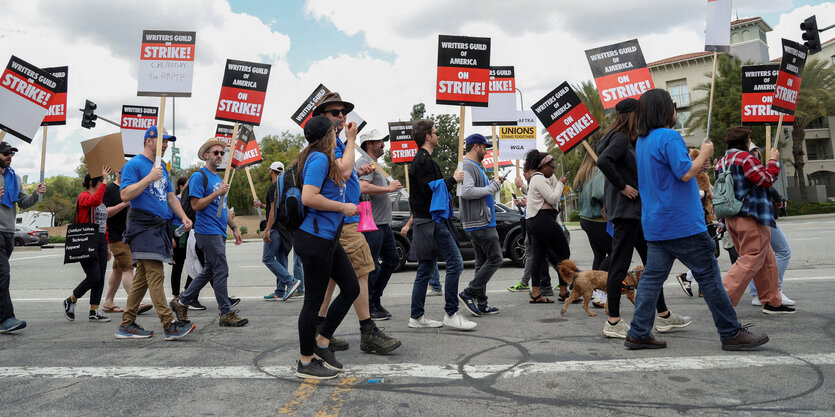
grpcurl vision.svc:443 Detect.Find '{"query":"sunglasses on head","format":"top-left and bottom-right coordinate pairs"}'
top-left (212, 150), bottom-right (225, 156)
top-left (325, 108), bottom-right (348, 117)
top-left (2, 151), bottom-right (15, 157)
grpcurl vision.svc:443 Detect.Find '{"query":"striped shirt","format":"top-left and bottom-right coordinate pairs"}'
top-left (714, 149), bottom-right (780, 227)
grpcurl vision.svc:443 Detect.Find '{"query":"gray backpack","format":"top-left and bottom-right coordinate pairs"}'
top-left (712, 152), bottom-right (744, 219)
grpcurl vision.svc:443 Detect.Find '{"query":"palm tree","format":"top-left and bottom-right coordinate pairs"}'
top-left (789, 59), bottom-right (835, 201)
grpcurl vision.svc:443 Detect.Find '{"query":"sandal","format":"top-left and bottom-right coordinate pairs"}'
top-left (529, 294), bottom-right (554, 304)
top-left (101, 305), bottom-right (124, 313)
top-left (558, 294), bottom-right (582, 304)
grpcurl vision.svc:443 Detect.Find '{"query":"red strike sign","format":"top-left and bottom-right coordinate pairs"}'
top-left (215, 59), bottom-right (271, 126)
top-left (436, 35), bottom-right (491, 107)
top-left (585, 39), bottom-right (654, 110)
top-left (1, 69), bottom-right (53, 108)
top-left (41, 66), bottom-right (67, 126)
top-left (140, 44), bottom-right (194, 61)
top-left (231, 138), bottom-right (263, 169)
top-left (481, 150), bottom-right (513, 170)
top-left (771, 39), bottom-right (807, 116)
top-left (531, 82), bottom-right (600, 154)
top-left (390, 140), bottom-right (418, 164)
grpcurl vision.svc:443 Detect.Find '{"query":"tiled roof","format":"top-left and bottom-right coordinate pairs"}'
top-left (731, 17), bottom-right (760, 26)
top-left (648, 51), bottom-right (714, 67)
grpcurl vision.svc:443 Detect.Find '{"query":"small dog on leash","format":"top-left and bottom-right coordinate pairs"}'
top-left (558, 260), bottom-right (644, 317)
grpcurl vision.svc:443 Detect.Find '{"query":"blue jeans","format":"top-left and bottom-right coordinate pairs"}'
top-left (411, 222), bottom-right (463, 318)
top-left (429, 263), bottom-right (441, 290)
top-left (363, 225), bottom-right (399, 307)
top-left (749, 224), bottom-right (790, 296)
top-left (263, 229), bottom-right (296, 294)
top-left (180, 234), bottom-right (231, 315)
top-left (627, 232), bottom-right (740, 342)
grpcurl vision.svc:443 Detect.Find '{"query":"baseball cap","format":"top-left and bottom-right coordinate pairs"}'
top-left (304, 115), bottom-right (334, 143)
top-left (270, 161), bottom-right (285, 172)
top-left (465, 133), bottom-right (492, 148)
top-left (0, 142), bottom-right (19, 154)
top-left (144, 126), bottom-right (177, 141)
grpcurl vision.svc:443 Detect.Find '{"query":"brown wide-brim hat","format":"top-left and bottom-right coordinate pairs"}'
top-left (312, 91), bottom-right (354, 116)
top-left (199, 139), bottom-right (228, 161)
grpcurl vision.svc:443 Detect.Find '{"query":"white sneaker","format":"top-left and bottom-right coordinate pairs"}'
top-left (603, 320), bottom-right (630, 339)
top-left (751, 296), bottom-right (762, 306)
top-left (408, 315), bottom-right (443, 328)
top-left (780, 292), bottom-right (796, 306)
top-left (442, 312), bottom-right (477, 331)
top-left (655, 312), bottom-right (692, 332)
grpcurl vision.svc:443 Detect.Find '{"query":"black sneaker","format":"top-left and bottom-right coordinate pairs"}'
top-left (375, 304), bottom-right (392, 319)
top-left (63, 297), bottom-right (76, 321)
top-left (360, 323), bottom-right (402, 354)
top-left (762, 304), bottom-right (796, 314)
top-left (88, 310), bottom-right (111, 322)
top-left (458, 291), bottom-right (482, 317)
top-left (370, 309), bottom-right (391, 321)
top-left (229, 297), bottom-right (241, 307)
top-left (676, 273), bottom-right (693, 297)
top-left (295, 358), bottom-right (339, 380)
top-left (313, 345), bottom-right (343, 370)
top-left (188, 299), bottom-right (207, 311)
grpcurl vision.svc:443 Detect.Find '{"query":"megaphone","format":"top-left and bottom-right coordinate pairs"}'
top-left (356, 199), bottom-right (378, 232)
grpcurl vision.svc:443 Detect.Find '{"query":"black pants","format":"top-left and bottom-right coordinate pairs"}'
top-left (528, 210), bottom-right (570, 288)
top-left (604, 218), bottom-right (667, 317)
top-left (74, 234), bottom-right (108, 305)
top-left (580, 218), bottom-right (611, 270)
top-left (171, 232), bottom-right (187, 296)
top-left (294, 229), bottom-right (359, 357)
top-left (0, 232), bottom-right (15, 322)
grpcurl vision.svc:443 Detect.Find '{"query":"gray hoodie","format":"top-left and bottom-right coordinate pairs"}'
top-left (0, 173), bottom-right (39, 233)
top-left (458, 158), bottom-right (501, 230)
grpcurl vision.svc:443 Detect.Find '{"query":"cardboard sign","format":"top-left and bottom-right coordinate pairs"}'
top-left (585, 39), bottom-right (654, 110)
top-left (532, 82), bottom-right (600, 154)
top-left (0, 56), bottom-right (62, 143)
top-left (215, 59), bottom-right (271, 126)
top-left (436, 35), bottom-right (491, 107)
top-left (41, 66), bottom-right (67, 126)
top-left (137, 30), bottom-right (196, 97)
top-left (230, 124), bottom-right (262, 169)
top-left (215, 124), bottom-right (235, 169)
top-left (771, 39), bottom-right (808, 116)
top-left (291, 84), bottom-right (330, 127)
top-left (472, 66), bottom-right (517, 126)
top-left (742, 64), bottom-right (795, 125)
top-left (481, 149), bottom-right (513, 170)
top-left (388, 121), bottom-right (417, 165)
top-left (81, 133), bottom-right (127, 177)
top-left (498, 110), bottom-right (537, 160)
top-left (121, 105), bottom-right (158, 156)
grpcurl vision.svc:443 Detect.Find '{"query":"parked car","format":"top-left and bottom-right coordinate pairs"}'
top-left (387, 193), bottom-right (570, 272)
top-left (14, 225), bottom-right (49, 246)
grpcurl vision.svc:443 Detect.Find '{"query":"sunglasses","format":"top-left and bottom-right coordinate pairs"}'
top-left (325, 108), bottom-right (348, 117)
top-left (2, 151), bottom-right (15, 157)
top-left (212, 150), bottom-right (225, 156)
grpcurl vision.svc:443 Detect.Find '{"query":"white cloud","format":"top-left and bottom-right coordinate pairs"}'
top-left (767, 2), bottom-right (835, 60)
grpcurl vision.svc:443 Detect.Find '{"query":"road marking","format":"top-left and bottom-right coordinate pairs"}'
top-left (1, 353), bottom-right (832, 380)
top-left (278, 379), bottom-right (321, 415)
top-left (9, 254), bottom-right (62, 262)
top-left (792, 237), bottom-right (823, 241)
top-left (314, 377), bottom-right (356, 417)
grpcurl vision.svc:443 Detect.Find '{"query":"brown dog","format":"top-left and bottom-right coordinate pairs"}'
top-left (558, 260), bottom-right (644, 317)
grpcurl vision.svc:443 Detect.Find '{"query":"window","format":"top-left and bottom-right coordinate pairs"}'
top-left (667, 80), bottom-right (690, 108)
top-left (807, 117), bottom-right (829, 129)
top-left (806, 139), bottom-right (833, 161)
top-left (673, 111), bottom-right (691, 130)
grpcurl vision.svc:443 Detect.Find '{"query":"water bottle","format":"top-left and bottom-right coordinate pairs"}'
top-left (174, 223), bottom-right (186, 237)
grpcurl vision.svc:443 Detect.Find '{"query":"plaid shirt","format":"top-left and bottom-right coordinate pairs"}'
top-left (714, 149), bottom-right (780, 227)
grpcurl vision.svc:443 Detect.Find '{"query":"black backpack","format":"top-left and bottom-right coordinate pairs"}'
top-left (276, 164), bottom-right (305, 230)
top-left (180, 169), bottom-right (208, 223)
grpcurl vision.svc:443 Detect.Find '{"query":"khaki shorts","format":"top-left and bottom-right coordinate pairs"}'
top-left (339, 222), bottom-right (376, 277)
top-left (109, 241), bottom-right (134, 272)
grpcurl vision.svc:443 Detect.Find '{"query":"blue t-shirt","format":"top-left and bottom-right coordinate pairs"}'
top-left (300, 151), bottom-right (345, 240)
top-left (171, 195), bottom-right (183, 227)
top-left (464, 159), bottom-right (496, 232)
top-left (335, 138), bottom-right (360, 224)
top-left (189, 168), bottom-right (228, 236)
top-left (635, 128), bottom-right (706, 241)
top-left (120, 154), bottom-right (173, 218)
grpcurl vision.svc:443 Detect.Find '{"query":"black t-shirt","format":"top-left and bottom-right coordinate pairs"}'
top-left (103, 182), bottom-right (129, 242)
top-left (265, 181), bottom-right (279, 231)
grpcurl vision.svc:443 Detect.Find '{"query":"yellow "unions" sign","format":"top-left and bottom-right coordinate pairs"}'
top-left (499, 126), bottom-right (536, 139)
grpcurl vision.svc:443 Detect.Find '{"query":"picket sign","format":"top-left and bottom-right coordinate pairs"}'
top-left (217, 122), bottom-right (240, 217)
top-left (351, 142), bottom-right (408, 198)
top-left (38, 126), bottom-right (46, 201)
top-left (154, 97), bottom-right (167, 167)
top-left (245, 167), bottom-right (264, 221)
top-left (766, 125), bottom-right (773, 155)
top-left (491, 125), bottom-right (499, 177)
top-left (705, 51), bottom-right (719, 142)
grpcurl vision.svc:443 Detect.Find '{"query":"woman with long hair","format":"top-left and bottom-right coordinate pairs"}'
top-left (523, 149), bottom-right (570, 303)
top-left (573, 151), bottom-right (609, 270)
top-left (293, 115), bottom-right (360, 379)
top-left (63, 165), bottom-right (113, 322)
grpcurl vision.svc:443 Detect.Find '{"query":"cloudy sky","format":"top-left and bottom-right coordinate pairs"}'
top-left (0, 0), bottom-right (833, 179)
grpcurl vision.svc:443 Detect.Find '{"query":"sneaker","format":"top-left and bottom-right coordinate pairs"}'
top-left (375, 304), bottom-right (392, 319)
top-left (328, 337), bottom-right (349, 351)
top-left (655, 312), bottom-right (692, 332)
top-left (0, 317), bottom-right (27, 333)
top-left (507, 282), bottom-right (530, 292)
top-left (282, 279), bottom-right (302, 301)
top-left (428, 287), bottom-right (442, 296)
top-left (780, 292), bottom-right (796, 306)
top-left (370, 308), bottom-right (392, 321)
top-left (676, 273), bottom-right (693, 297)
top-left (115, 322), bottom-right (154, 339)
top-left (229, 297), bottom-right (241, 307)
top-left (264, 291), bottom-right (284, 301)
top-left (188, 299), bottom-right (207, 311)
top-left (313, 345), bottom-right (343, 370)
top-left (458, 291), bottom-right (482, 317)
top-left (219, 310), bottom-right (249, 327)
top-left (443, 312), bottom-right (477, 331)
top-left (751, 297), bottom-right (762, 306)
top-left (762, 303), bottom-right (796, 314)
top-left (408, 315), bottom-right (443, 328)
top-left (540, 287), bottom-right (555, 297)
top-left (477, 304), bottom-right (499, 315)
top-left (295, 358), bottom-right (339, 380)
top-left (360, 323), bottom-right (402, 354)
top-left (722, 324), bottom-right (769, 351)
top-left (89, 310), bottom-right (111, 322)
top-left (164, 321), bottom-right (196, 340)
top-left (63, 297), bottom-right (76, 321)
top-left (603, 320), bottom-right (630, 339)
top-left (624, 334), bottom-right (667, 350)
top-left (170, 299), bottom-right (190, 324)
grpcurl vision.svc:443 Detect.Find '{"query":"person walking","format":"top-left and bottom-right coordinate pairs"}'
top-left (260, 161), bottom-right (303, 301)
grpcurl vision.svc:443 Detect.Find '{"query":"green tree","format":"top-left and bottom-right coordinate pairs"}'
top-left (30, 175), bottom-right (84, 225)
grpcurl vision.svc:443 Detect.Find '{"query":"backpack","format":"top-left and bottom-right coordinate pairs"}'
top-left (276, 164), bottom-right (305, 230)
top-left (712, 152), bottom-right (744, 219)
top-left (180, 169), bottom-right (208, 224)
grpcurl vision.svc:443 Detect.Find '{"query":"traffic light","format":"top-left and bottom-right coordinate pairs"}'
top-left (81, 99), bottom-right (97, 129)
top-left (801, 15), bottom-right (821, 54)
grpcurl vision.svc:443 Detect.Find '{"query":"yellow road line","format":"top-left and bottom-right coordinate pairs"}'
top-left (278, 379), bottom-right (321, 415)
top-left (313, 377), bottom-right (357, 417)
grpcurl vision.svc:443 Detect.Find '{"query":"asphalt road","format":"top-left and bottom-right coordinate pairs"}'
top-left (2, 214), bottom-right (834, 416)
